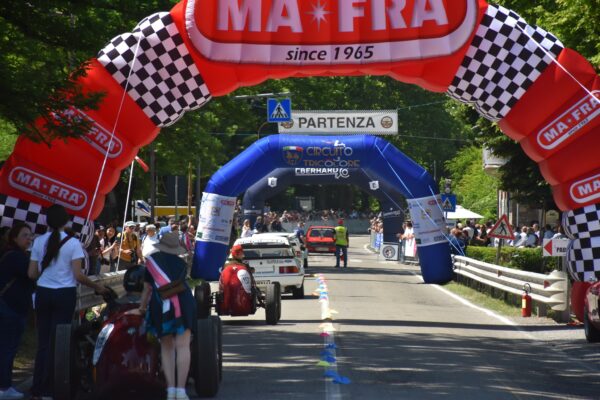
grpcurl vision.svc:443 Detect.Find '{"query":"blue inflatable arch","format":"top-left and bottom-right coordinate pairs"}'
top-left (242, 167), bottom-right (405, 243)
top-left (193, 135), bottom-right (452, 284)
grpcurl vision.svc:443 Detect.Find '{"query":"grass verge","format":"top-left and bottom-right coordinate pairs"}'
top-left (443, 281), bottom-right (522, 318)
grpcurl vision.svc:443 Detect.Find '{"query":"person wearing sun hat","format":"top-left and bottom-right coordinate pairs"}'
top-left (137, 232), bottom-right (196, 400)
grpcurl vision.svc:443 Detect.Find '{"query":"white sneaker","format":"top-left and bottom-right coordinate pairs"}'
top-left (176, 388), bottom-right (189, 400)
top-left (166, 387), bottom-right (177, 400)
top-left (0, 387), bottom-right (24, 399)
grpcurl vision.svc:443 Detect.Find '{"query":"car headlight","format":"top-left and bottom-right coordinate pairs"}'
top-left (93, 323), bottom-right (114, 365)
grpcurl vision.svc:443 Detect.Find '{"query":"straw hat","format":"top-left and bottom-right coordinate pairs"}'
top-left (154, 232), bottom-right (187, 255)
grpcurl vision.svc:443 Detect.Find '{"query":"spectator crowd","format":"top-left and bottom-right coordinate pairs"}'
top-left (0, 210), bottom-right (198, 400)
top-left (446, 220), bottom-right (567, 255)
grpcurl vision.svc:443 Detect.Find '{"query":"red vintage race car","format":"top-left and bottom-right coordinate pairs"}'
top-left (52, 266), bottom-right (222, 400)
top-left (305, 226), bottom-right (337, 254)
top-left (195, 259), bottom-right (282, 325)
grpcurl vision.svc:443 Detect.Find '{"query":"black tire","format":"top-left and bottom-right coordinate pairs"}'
top-left (277, 284), bottom-right (282, 321)
top-left (54, 324), bottom-right (76, 400)
top-left (195, 281), bottom-right (212, 319)
top-left (210, 316), bottom-right (223, 382)
top-left (584, 307), bottom-right (600, 343)
top-left (192, 318), bottom-right (220, 398)
top-left (292, 282), bottom-right (305, 299)
top-left (265, 283), bottom-right (281, 325)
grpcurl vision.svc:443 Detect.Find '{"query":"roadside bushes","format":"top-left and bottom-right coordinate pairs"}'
top-left (465, 246), bottom-right (560, 273)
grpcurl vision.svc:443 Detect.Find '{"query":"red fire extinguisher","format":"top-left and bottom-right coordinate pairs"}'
top-left (522, 283), bottom-right (532, 317)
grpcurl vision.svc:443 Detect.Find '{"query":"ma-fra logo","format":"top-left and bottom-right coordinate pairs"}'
top-left (537, 91), bottom-right (599, 150)
top-left (62, 108), bottom-right (123, 158)
top-left (9, 167), bottom-right (87, 211)
top-left (570, 173), bottom-right (600, 204)
top-left (187, 0), bottom-right (478, 65)
top-left (283, 146), bottom-right (303, 166)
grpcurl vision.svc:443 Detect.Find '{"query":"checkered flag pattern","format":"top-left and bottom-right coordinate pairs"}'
top-left (98, 12), bottom-right (211, 127)
top-left (447, 4), bottom-right (563, 122)
top-left (564, 204), bottom-right (600, 282)
top-left (0, 195), bottom-right (95, 247)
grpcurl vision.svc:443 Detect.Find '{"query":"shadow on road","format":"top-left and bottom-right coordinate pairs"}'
top-left (218, 319), bottom-right (600, 399)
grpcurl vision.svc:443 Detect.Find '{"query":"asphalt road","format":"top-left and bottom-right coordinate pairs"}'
top-left (205, 235), bottom-right (600, 400)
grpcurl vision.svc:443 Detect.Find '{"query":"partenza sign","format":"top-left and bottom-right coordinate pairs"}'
top-left (279, 111), bottom-right (398, 135)
top-left (186, 0), bottom-right (478, 65)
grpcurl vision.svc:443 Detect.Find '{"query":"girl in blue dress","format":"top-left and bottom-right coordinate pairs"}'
top-left (137, 232), bottom-right (195, 400)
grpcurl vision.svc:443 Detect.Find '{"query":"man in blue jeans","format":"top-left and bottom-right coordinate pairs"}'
top-left (334, 219), bottom-right (349, 268)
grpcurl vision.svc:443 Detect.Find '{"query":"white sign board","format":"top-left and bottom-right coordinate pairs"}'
top-left (197, 192), bottom-right (236, 245)
top-left (380, 243), bottom-right (399, 261)
top-left (542, 238), bottom-right (570, 257)
top-left (407, 195), bottom-right (446, 247)
top-left (278, 110), bottom-right (398, 135)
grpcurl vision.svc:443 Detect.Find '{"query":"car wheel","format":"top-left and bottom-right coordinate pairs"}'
top-left (292, 282), bottom-right (304, 299)
top-left (192, 318), bottom-right (220, 397)
top-left (276, 283), bottom-right (282, 321)
top-left (195, 281), bottom-right (212, 319)
top-left (584, 306), bottom-right (600, 343)
top-left (54, 323), bottom-right (77, 400)
top-left (265, 283), bottom-right (281, 325)
top-left (210, 316), bottom-right (223, 382)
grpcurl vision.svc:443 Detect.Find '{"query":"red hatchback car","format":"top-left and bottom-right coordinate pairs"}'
top-left (305, 226), bottom-right (336, 254)
top-left (584, 281), bottom-right (600, 342)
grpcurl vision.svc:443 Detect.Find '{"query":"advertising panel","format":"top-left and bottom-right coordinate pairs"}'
top-left (197, 192), bottom-right (237, 245)
top-left (407, 195), bottom-right (446, 247)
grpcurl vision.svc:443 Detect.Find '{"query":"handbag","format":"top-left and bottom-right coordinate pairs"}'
top-left (156, 279), bottom-right (186, 300)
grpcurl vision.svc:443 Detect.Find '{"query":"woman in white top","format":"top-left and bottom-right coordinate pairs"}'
top-left (241, 219), bottom-right (253, 238)
top-left (27, 205), bottom-right (108, 400)
top-left (141, 224), bottom-right (160, 257)
top-left (401, 221), bottom-right (416, 258)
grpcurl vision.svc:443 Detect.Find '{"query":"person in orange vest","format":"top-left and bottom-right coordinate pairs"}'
top-left (334, 219), bottom-right (349, 269)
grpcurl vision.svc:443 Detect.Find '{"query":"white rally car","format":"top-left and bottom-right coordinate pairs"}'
top-left (254, 232), bottom-right (309, 270)
top-left (233, 236), bottom-right (305, 299)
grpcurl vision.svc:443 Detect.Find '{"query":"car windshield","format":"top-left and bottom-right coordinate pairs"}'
top-left (309, 229), bottom-right (335, 238)
top-left (242, 246), bottom-right (294, 259)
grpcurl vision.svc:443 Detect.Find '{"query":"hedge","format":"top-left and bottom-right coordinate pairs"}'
top-left (465, 246), bottom-right (560, 274)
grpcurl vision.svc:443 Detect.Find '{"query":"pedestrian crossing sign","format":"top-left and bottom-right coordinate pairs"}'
top-left (267, 98), bottom-right (292, 122)
top-left (488, 214), bottom-right (515, 240)
top-left (441, 194), bottom-right (456, 212)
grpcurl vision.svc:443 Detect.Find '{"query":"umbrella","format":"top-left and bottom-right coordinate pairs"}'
top-left (445, 205), bottom-right (484, 220)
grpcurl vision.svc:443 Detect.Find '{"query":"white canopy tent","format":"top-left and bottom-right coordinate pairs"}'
top-left (445, 205), bottom-right (484, 220)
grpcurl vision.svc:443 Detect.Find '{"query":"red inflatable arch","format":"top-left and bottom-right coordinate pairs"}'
top-left (0, 1), bottom-right (598, 289)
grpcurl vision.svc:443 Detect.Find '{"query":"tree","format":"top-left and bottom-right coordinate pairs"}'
top-left (445, 146), bottom-right (499, 220)
top-left (0, 0), bottom-right (178, 142)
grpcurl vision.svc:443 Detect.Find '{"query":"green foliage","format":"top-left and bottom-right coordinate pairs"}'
top-left (0, 119), bottom-right (17, 160)
top-left (444, 146), bottom-right (499, 220)
top-left (466, 246), bottom-right (560, 273)
top-left (0, 0), bottom-right (179, 142)
top-left (497, 0), bottom-right (600, 66)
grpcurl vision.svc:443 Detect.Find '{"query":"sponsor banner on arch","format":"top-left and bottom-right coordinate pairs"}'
top-left (278, 111), bottom-right (398, 135)
top-left (187, 0), bottom-right (478, 65)
top-left (197, 192), bottom-right (236, 245)
top-left (407, 195), bottom-right (446, 247)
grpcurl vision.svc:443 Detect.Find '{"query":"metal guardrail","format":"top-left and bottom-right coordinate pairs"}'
top-left (452, 255), bottom-right (568, 311)
top-left (76, 271), bottom-right (126, 311)
top-left (75, 254), bottom-right (194, 311)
